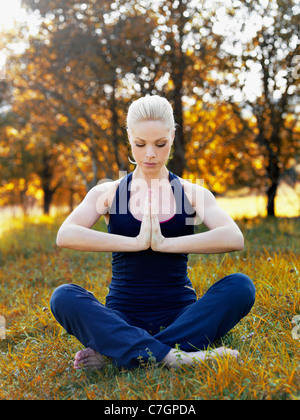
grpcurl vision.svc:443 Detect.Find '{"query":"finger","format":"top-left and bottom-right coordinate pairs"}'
top-left (151, 209), bottom-right (160, 233)
top-left (150, 194), bottom-right (159, 215)
top-left (143, 190), bottom-right (151, 216)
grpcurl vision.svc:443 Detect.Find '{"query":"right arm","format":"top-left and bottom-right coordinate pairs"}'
top-left (56, 181), bottom-right (150, 252)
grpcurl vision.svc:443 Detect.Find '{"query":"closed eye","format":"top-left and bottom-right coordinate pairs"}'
top-left (135, 143), bottom-right (167, 148)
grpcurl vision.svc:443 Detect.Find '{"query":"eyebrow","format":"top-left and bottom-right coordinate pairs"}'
top-left (135, 137), bottom-right (167, 142)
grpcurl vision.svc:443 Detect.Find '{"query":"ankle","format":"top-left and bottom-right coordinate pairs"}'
top-left (161, 349), bottom-right (188, 367)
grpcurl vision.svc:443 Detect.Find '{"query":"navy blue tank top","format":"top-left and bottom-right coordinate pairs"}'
top-left (106, 171), bottom-right (197, 314)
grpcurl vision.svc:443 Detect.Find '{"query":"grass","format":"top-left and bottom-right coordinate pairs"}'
top-left (0, 214), bottom-right (299, 400)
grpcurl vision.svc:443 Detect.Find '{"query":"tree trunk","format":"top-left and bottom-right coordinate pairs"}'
top-left (110, 77), bottom-right (127, 173)
top-left (266, 181), bottom-right (278, 217)
top-left (168, 3), bottom-right (186, 177)
top-left (266, 152), bottom-right (280, 216)
top-left (40, 154), bottom-right (60, 214)
top-left (43, 187), bottom-right (54, 215)
top-left (168, 97), bottom-right (185, 177)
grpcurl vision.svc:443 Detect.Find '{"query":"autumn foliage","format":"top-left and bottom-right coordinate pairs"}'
top-left (0, 0), bottom-right (298, 216)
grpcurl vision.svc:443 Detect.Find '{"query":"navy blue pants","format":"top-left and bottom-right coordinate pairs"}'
top-left (50, 273), bottom-right (255, 369)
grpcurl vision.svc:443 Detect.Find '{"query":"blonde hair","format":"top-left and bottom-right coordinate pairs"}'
top-left (126, 95), bottom-right (176, 133)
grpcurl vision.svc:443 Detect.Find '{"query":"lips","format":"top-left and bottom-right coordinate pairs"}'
top-left (144, 162), bottom-right (157, 167)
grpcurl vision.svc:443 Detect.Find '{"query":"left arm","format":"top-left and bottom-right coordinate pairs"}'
top-left (151, 183), bottom-right (244, 254)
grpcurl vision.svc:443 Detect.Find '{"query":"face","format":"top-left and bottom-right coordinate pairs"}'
top-left (128, 120), bottom-right (174, 172)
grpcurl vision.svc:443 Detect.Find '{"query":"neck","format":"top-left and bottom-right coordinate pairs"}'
top-left (133, 165), bottom-right (169, 187)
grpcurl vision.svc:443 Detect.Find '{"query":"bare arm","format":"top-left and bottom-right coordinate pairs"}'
top-left (152, 183), bottom-right (244, 254)
top-left (56, 181), bottom-right (150, 252)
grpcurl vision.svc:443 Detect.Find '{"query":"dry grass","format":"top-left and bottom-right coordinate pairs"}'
top-left (0, 214), bottom-right (299, 400)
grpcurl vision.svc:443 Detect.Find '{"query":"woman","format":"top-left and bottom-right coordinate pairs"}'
top-left (50, 95), bottom-right (255, 370)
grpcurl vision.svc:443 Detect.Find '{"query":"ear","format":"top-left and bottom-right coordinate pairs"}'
top-left (127, 129), bottom-right (133, 144)
top-left (171, 129), bottom-right (175, 143)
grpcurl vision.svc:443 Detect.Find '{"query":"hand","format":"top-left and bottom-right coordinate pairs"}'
top-left (149, 191), bottom-right (166, 252)
top-left (135, 190), bottom-right (151, 250)
top-left (135, 189), bottom-right (166, 252)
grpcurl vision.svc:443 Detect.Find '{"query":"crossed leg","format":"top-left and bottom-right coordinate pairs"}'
top-left (50, 274), bottom-right (255, 370)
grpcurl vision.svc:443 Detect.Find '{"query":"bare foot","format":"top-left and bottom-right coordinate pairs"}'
top-left (74, 347), bottom-right (106, 370)
top-left (209, 346), bottom-right (240, 359)
top-left (161, 346), bottom-right (240, 368)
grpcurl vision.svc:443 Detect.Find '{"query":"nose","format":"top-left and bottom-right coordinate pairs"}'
top-left (145, 145), bottom-right (156, 159)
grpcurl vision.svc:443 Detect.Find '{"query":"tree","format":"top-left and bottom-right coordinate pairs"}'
top-left (22, 0), bottom-right (159, 184)
top-left (220, 0), bottom-right (300, 215)
top-left (2, 0), bottom-right (298, 218)
top-left (2, 0), bottom-right (160, 213)
top-left (148, 0), bottom-right (225, 176)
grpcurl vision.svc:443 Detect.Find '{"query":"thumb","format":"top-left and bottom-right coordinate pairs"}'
top-left (150, 194), bottom-right (159, 215)
top-left (143, 190), bottom-right (151, 216)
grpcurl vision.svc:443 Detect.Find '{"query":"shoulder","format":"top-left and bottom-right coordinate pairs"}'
top-left (176, 176), bottom-right (215, 208)
top-left (84, 175), bottom-right (125, 209)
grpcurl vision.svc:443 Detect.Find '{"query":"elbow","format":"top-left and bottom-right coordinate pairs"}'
top-left (56, 228), bottom-right (67, 248)
top-left (56, 233), bottom-right (63, 248)
top-left (234, 232), bottom-right (244, 251)
top-left (226, 229), bottom-right (244, 252)
top-left (222, 227), bottom-right (244, 252)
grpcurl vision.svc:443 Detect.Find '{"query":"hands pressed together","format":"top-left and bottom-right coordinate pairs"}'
top-left (135, 190), bottom-right (166, 252)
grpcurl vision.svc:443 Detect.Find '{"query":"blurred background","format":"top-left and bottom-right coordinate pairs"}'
top-left (0, 0), bottom-right (299, 223)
